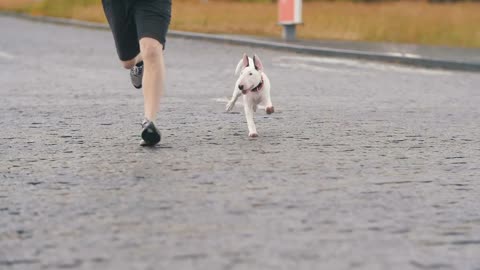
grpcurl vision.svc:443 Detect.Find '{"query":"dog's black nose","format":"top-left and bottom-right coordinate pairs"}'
top-left (238, 85), bottom-right (244, 90)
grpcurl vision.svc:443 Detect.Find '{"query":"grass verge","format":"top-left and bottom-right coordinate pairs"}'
top-left (1, 0), bottom-right (479, 48)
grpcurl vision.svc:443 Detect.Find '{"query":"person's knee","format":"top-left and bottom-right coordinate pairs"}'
top-left (140, 38), bottom-right (163, 62)
top-left (121, 59), bottom-right (136, 69)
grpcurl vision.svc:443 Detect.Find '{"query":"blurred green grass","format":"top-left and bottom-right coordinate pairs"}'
top-left (1, 0), bottom-right (479, 48)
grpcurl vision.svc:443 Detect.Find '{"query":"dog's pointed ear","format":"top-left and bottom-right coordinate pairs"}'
top-left (253, 54), bottom-right (263, 71)
top-left (242, 53), bottom-right (249, 68)
top-left (235, 53), bottom-right (250, 75)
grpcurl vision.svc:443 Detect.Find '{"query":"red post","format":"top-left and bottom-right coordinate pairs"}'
top-left (278, 0), bottom-right (302, 41)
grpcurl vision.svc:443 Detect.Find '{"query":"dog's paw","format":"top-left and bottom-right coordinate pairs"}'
top-left (248, 132), bottom-right (259, 138)
top-left (266, 106), bottom-right (275, 114)
top-left (225, 102), bottom-right (234, 112)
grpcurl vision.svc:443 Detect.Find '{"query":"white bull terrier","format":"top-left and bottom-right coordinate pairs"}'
top-left (225, 53), bottom-right (274, 137)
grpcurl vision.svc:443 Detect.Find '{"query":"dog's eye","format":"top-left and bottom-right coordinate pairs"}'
top-left (249, 72), bottom-right (253, 75)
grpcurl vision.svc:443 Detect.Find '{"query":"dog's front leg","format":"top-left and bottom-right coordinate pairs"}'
top-left (243, 101), bottom-right (258, 137)
top-left (264, 90), bottom-right (274, 115)
top-left (265, 100), bottom-right (274, 114)
top-left (226, 87), bottom-right (242, 112)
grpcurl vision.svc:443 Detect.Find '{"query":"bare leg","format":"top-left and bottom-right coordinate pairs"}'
top-left (139, 37), bottom-right (165, 121)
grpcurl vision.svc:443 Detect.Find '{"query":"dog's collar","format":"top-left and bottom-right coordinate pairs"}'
top-left (251, 79), bottom-right (264, 92)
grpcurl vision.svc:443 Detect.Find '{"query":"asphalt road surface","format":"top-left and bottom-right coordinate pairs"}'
top-left (1, 16), bottom-right (480, 270)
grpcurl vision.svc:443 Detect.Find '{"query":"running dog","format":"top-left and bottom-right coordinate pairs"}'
top-left (225, 53), bottom-right (274, 137)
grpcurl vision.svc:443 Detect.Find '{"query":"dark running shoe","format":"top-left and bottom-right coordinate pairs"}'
top-left (140, 119), bottom-right (161, 146)
top-left (130, 61), bottom-right (143, 89)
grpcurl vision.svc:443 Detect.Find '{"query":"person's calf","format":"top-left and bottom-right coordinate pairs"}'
top-left (139, 37), bottom-right (165, 122)
top-left (121, 59), bottom-right (136, 69)
top-left (121, 54), bottom-right (143, 69)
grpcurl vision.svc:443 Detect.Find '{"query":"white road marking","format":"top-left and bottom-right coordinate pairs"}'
top-left (272, 55), bottom-right (452, 76)
top-left (213, 98), bottom-right (266, 110)
top-left (274, 62), bottom-right (346, 74)
top-left (214, 97), bottom-right (230, 103)
top-left (0, 50), bottom-right (14, 60)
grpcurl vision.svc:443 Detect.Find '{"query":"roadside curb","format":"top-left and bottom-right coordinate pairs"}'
top-left (2, 11), bottom-right (480, 72)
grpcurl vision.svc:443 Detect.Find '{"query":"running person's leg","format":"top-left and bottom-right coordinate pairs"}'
top-left (102, 0), bottom-right (171, 146)
top-left (139, 38), bottom-right (164, 122)
top-left (133, 0), bottom-right (171, 122)
top-left (102, 0), bottom-right (140, 69)
top-left (102, 0), bottom-right (144, 90)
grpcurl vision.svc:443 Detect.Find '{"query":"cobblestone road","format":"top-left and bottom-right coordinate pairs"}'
top-left (1, 16), bottom-right (480, 270)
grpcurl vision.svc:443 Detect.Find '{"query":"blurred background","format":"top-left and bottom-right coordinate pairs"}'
top-left (1, 0), bottom-right (479, 48)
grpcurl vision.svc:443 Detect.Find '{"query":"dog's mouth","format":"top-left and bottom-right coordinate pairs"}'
top-left (240, 80), bottom-right (264, 95)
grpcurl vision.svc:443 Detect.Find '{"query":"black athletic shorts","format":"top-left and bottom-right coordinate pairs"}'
top-left (102, 0), bottom-right (171, 61)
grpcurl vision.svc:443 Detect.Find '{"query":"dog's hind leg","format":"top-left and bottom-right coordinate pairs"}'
top-left (226, 87), bottom-right (242, 112)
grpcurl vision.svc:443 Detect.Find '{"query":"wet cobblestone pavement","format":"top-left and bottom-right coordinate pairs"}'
top-left (1, 16), bottom-right (480, 270)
